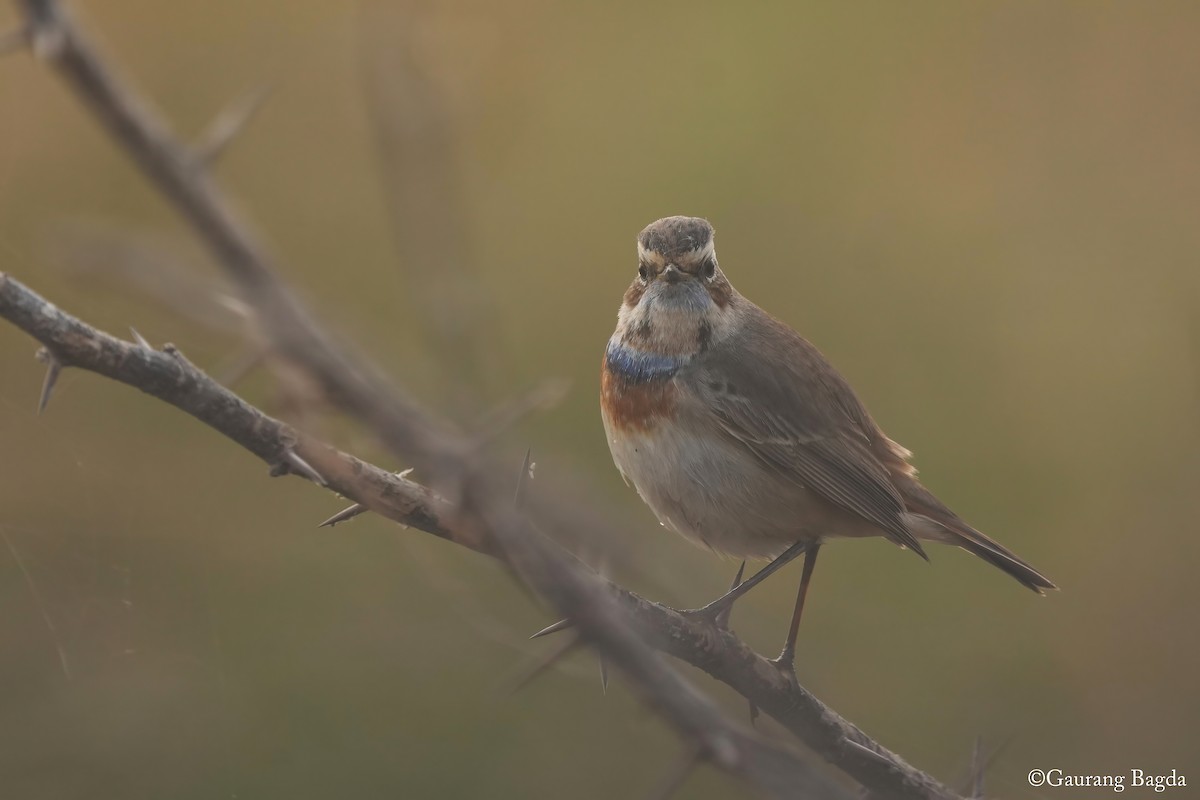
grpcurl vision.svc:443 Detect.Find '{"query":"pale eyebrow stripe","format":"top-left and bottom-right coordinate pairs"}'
top-left (637, 242), bottom-right (664, 263)
top-left (637, 239), bottom-right (713, 263)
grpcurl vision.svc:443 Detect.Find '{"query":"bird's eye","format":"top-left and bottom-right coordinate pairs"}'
top-left (637, 264), bottom-right (649, 281)
top-left (701, 258), bottom-right (716, 281)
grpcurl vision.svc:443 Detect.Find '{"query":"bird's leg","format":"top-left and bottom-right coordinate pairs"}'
top-left (682, 540), bottom-right (810, 623)
top-left (535, 542), bottom-right (812, 640)
top-left (713, 561), bottom-right (746, 629)
top-left (771, 543), bottom-right (820, 674)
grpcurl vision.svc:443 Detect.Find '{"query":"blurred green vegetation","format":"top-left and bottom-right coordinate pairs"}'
top-left (2, 1), bottom-right (1198, 797)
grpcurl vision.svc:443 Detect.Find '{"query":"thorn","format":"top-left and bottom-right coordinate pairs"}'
top-left (715, 561), bottom-right (745, 629)
top-left (0, 25), bottom-right (29, 56)
top-left (748, 700), bottom-right (759, 727)
top-left (969, 734), bottom-right (984, 798)
top-left (641, 744), bottom-right (703, 800)
top-left (129, 327), bottom-right (151, 348)
top-left (843, 738), bottom-right (891, 765)
top-left (277, 449), bottom-right (326, 486)
top-left (507, 634), bottom-right (581, 694)
top-left (318, 503), bottom-right (366, 528)
top-left (961, 733), bottom-right (1012, 797)
top-left (598, 654), bottom-right (609, 695)
top-left (513, 448), bottom-right (533, 508)
top-left (35, 349), bottom-right (61, 415)
top-left (529, 617), bottom-right (574, 639)
top-left (193, 82), bottom-right (274, 167)
top-left (318, 469), bottom-right (413, 527)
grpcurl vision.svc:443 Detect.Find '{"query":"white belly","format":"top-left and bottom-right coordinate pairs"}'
top-left (604, 413), bottom-right (817, 559)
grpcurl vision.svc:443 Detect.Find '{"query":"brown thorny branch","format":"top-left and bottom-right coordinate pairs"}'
top-left (1, 2), bottom-right (967, 799)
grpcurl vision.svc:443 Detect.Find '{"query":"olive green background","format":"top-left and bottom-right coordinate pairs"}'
top-left (2, 2), bottom-right (1198, 798)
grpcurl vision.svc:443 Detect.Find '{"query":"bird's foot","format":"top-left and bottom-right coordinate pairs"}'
top-left (677, 597), bottom-right (733, 629)
top-left (767, 645), bottom-right (798, 682)
top-left (677, 561), bottom-right (746, 631)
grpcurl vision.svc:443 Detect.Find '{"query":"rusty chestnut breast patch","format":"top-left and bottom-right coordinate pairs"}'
top-left (600, 341), bottom-right (684, 432)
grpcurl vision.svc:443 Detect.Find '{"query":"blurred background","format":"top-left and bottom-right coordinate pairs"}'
top-left (2, 1), bottom-right (1199, 797)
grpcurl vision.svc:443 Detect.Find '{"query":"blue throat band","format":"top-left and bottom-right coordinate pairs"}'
top-left (605, 340), bottom-right (686, 383)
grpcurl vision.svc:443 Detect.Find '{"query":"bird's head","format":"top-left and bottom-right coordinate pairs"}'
top-left (616, 216), bottom-right (738, 355)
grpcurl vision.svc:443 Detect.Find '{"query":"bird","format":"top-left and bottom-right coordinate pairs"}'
top-left (599, 215), bottom-right (1056, 672)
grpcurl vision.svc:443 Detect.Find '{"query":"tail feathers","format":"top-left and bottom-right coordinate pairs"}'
top-left (897, 477), bottom-right (1057, 593)
top-left (948, 527), bottom-right (1057, 594)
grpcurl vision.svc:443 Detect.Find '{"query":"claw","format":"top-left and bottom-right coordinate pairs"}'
top-left (768, 651), bottom-right (799, 682)
top-left (598, 654), bottom-right (610, 694)
top-left (676, 593), bottom-right (735, 628)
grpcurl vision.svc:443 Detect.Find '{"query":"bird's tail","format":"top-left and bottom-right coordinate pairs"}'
top-left (898, 477), bottom-right (1057, 594)
top-left (944, 525), bottom-right (1057, 593)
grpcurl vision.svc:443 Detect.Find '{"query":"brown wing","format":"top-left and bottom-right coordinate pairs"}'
top-left (683, 307), bottom-right (927, 558)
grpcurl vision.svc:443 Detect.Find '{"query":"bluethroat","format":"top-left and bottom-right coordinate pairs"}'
top-left (600, 216), bottom-right (1055, 671)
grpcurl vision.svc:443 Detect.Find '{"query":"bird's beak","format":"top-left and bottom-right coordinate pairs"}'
top-left (661, 264), bottom-right (684, 284)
